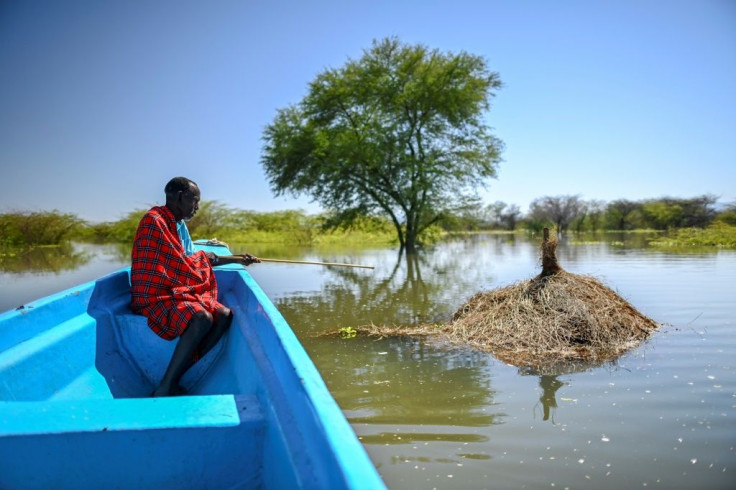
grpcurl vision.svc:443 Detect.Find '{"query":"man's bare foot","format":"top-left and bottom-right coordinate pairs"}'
top-left (151, 384), bottom-right (188, 397)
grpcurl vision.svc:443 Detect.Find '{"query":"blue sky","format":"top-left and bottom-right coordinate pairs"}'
top-left (1, 0), bottom-right (734, 222)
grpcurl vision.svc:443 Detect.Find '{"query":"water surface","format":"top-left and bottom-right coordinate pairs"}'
top-left (1, 235), bottom-right (734, 489)
top-left (243, 234), bottom-right (735, 489)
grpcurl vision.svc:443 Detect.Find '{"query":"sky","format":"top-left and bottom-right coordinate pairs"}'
top-left (1, 0), bottom-right (734, 223)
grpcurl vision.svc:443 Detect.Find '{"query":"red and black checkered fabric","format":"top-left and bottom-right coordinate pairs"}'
top-left (130, 206), bottom-right (223, 340)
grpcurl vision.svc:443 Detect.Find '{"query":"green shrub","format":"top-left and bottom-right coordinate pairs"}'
top-left (649, 222), bottom-right (736, 249)
top-left (715, 209), bottom-right (736, 226)
top-left (0, 211), bottom-right (83, 247)
top-left (86, 209), bottom-right (147, 243)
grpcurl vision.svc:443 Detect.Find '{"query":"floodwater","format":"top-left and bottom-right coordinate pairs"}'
top-left (1, 234), bottom-right (734, 489)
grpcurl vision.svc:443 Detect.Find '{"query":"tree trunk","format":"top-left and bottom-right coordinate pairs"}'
top-left (404, 225), bottom-right (418, 254)
top-left (390, 218), bottom-right (406, 250)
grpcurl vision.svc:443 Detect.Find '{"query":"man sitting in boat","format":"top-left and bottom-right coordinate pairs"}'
top-left (130, 176), bottom-right (259, 397)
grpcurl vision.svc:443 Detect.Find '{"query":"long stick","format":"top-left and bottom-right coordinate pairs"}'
top-left (258, 258), bottom-right (374, 269)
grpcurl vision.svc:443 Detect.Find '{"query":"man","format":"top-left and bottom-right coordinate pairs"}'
top-left (130, 176), bottom-right (259, 397)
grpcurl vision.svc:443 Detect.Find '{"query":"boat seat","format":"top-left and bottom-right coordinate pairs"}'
top-left (0, 313), bottom-right (112, 401)
top-left (0, 394), bottom-right (266, 489)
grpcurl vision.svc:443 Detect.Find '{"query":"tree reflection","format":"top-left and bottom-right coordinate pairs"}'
top-left (312, 336), bottom-right (501, 430)
top-left (272, 248), bottom-right (510, 431)
top-left (537, 375), bottom-right (564, 422)
top-left (519, 357), bottom-right (621, 423)
top-left (275, 250), bottom-right (464, 337)
top-left (0, 244), bottom-right (90, 273)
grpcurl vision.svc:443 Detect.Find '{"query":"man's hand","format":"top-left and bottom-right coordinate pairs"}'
top-left (208, 253), bottom-right (261, 267)
top-left (232, 254), bottom-right (260, 266)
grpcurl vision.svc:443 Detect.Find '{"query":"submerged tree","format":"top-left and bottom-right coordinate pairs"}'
top-left (528, 195), bottom-right (585, 233)
top-left (261, 37), bottom-right (504, 253)
top-left (605, 199), bottom-right (642, 230)
top-left (487, 201), bottom-right (522, 230)
top-left (640, 194), bottom-right (718, 229)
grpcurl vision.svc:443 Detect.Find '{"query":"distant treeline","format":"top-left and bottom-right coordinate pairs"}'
top-left (2, 194), bottom-right (735, 249)
top-left (0, 203), bottom-right (398, 249)
top-left (446, 194), bottom-right (736, 233)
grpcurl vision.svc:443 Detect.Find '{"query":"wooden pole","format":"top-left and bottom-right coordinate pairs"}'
top-left (540, 227), bottom-right (562, 277)
top-left (258, 258), bottom-right (374, 269)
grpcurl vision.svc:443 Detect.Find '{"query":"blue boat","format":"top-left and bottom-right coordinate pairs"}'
top-left (0, 244), bottom-right (384, 489)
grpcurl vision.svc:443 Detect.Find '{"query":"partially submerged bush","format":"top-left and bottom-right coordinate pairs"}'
top-left (0, 211), bottom-right (83, 247)
top-left (648, 222), bottom-right (736, 249)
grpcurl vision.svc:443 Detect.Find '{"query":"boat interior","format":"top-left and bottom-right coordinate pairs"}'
top-left (0, 265), bottom-right (374, 489)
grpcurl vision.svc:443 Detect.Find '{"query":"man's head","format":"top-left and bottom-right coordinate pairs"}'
top-left (165, 177), bottom-right (200, 221)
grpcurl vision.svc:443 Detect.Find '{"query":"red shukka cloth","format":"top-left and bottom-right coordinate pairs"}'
top-left (130, 205), bottom-right (223, 340)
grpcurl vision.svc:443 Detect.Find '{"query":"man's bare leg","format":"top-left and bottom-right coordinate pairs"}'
top-left (153, 310), bottom-right (213, 397)
top-left (192, 306), bottom-right (233, 361)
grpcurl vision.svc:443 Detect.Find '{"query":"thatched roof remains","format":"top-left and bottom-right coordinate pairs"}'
top-left (336, 229), bottom-right (660, 370)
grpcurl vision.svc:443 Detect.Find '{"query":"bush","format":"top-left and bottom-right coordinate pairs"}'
top-left (715, 209), bottom-right (736, 226)
top-left (649, 222), bottom-right (736, 249)
top-left (0, 211), bottom-right (83, 247)
top-left (86, 209), bottom-right (148, 243)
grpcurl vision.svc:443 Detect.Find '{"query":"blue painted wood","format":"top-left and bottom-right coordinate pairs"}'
top-left (0, 244), bottom-right (385, 489)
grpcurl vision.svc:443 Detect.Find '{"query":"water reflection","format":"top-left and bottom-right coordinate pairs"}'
top-left (516, 357), bottom-right (623, 424)
top-left (272, 247), bottom-right (492, 336)
top-left (309, 335), bottom-right (501, 470)
top-left (0, 243), bottom-right (131, 313)
top-left (314, 337), bottom-right (500, 428)
top-left (265, 243), bottom-right (512, 468)
top-left (564, 231), bottom-right (661, 249)
top-left (105, 242), bottom-right (133, 262)
top-left (537, 375), bottom-right (564, 422)
top-left (0, 243), bottom-right (90, 273)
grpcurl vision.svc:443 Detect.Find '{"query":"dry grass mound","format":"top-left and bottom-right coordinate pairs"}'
top-left (328, 229), bottom-right (660, 370)
top-left (446, 270), bottom-right (658, 366)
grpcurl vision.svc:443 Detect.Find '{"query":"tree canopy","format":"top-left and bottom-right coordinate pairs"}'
top-left (528, 195), bottom-right (586, 233)
top-left (261, 37), bottom-right (503, 253)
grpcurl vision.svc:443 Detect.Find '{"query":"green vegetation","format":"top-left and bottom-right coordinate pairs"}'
top-left (185, 203), bottom-right (398, 247)
top-left (2, 195), bottom-right (734, 252)
top-left (261, 37), bottom-right (503, 253)
top-left (576, 195), bottom-right (719, 232)
top-left (648, 222), bottom-right (736, 249)
top-left (78, 203), bottom-right (398, 249)
top-left (0, 242), bottom-right (90, 273)
top-left (0, 211), bottom-right (83, 248)
top-left (435, 194), bottom-right (733, 235)
top-left (78, 209), bottom-right (148, 243)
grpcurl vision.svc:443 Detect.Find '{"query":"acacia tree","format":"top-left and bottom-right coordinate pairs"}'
top-left (261, 37), bottom-right (503, 253)
top-left (640, 195), bottom-right (717, 229)
top-left (487, 201), bottom-right (521, 230)
top-left (528, 195), bottom-right (586, 233)
top-left (605, 199), bottom-right (641, 230)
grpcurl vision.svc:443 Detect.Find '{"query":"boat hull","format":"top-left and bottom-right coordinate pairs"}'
top-left (0, 248), bottom-right (384, 489)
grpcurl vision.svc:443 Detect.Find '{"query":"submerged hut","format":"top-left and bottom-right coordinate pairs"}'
top-left (350, 229), bottom-right (660, 371)
top-left (446, 229), bottom-right (660, 367)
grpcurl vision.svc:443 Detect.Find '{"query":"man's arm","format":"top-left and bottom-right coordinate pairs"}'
top-left (206, 252), bottom-right (260, 267)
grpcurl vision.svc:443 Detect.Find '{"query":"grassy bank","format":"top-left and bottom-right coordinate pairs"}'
top-left (1, 207), bottom-right (400, 249)
top-left (4, 207), bottom-right (736, 251)
top-left (648, 222), bottom-right (736, 249)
